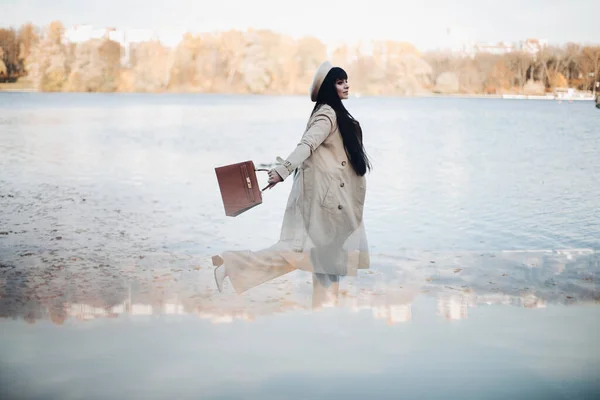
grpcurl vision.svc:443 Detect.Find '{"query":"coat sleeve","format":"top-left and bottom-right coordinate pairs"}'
top-left (274, 106), bottom-right (335, 180)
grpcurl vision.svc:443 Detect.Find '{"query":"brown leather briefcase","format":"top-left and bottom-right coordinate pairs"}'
top-left (214, 160), bottom-right (269, 217)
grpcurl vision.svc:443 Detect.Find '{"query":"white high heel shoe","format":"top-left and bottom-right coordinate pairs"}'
top-left (212, 255), bottom-right (225, 293)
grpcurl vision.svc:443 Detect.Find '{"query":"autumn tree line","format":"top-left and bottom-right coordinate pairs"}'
top-left (1, 21), bottom-right (600, 96)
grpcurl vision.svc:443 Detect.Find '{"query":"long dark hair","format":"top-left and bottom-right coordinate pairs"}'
top-left (312, 67), bottom-right (371, 176)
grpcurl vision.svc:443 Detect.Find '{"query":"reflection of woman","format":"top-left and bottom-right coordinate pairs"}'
top-left (213, 61), bottom-right (371, 306)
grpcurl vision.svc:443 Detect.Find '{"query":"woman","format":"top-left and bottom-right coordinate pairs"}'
top-left (213, 61), bottom-right (371, 305)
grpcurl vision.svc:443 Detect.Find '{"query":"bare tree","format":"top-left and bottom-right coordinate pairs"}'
top-left (536, 46), bottom-right (552, 89)
top-left (17, 23), bottom-right (39, 75)
top-left (219, 30), bottom-right (246, 88)
top-left (0, 28), bottom-right (18, 78)
top-left (123, 40), bottom-right (170, 92)
top-left (294, 36), bottom-right (326, 92)
top-left (485, 60), bottom-right (514, 94)
top-left (168, 33), bottom-right (201, 90)
top-left (582, 46), bottom-right (600, 95)
top-left (564, 43), bottom-right (581, 82)
top-left (0, 47), bottom-right (7, 77)
top-left (25, 21), bottom-right (69, 91)
top-left (65, 38), bottom-right (121, 92)
top-left (506, 51), bottom-right (533, 93)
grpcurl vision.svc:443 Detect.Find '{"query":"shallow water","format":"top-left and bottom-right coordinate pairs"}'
top-left (0, 93), bottom-right (599, 399)
top-left (1, 93), bottom-right (599, 257)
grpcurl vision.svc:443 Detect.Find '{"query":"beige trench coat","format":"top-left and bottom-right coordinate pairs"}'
top-left (222, 104), bottom-right (369, 293)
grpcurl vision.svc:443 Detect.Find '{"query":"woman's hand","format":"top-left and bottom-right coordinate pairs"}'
top-left (263, 169), bottom-right (283, 191)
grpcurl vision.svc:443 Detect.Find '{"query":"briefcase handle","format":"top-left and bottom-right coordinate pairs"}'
top-left (255, 168), bottom-right (275, 192)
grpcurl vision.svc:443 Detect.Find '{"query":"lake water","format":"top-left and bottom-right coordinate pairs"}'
top-left (0, 93), bottom-right (599, 399)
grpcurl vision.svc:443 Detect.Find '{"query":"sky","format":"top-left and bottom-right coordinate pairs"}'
top-left (2, 0), bottom-right (600, 50)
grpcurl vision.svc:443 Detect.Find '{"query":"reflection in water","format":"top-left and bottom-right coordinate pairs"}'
top-left (1, 249), bottom-right (597, 325)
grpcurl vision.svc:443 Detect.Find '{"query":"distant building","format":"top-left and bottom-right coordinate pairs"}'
top-left (64, 24), bottom-right (158, 65)
top-left (521, 38), bottom-right (548, 56)
top-left (64, 24), bottom-right (156, 45)
top-left (473, 41), bottom-right (515, 56)
top-left (460, 38), bottom-right (548, 59)
top-left (64, 24), bottom-right (106, 43)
